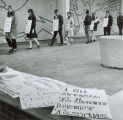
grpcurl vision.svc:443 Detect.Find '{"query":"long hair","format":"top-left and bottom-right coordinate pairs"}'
top-left (28, 9), bottom-right (35, 17)
top-left (67, 12), bottom-right (72, 19)
top-left (7, 5), bottom-right (15, 17)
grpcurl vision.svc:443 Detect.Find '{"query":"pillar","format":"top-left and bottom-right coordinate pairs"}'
top-left (120, 0), bottom-right (123, 15)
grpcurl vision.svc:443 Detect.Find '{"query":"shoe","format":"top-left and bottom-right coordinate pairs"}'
top-left (58, 44), bottom-right (63, 46)
top-left (48, 43), bottom-right (53, 46)
top-left (8, 49), bottom-right (14, 53)
top-left (37, 45), bottom-right (40, 48)
top-left (13, 49), bottom-right (17, 52)
top-left (28, 47), bottom-right (32, 49)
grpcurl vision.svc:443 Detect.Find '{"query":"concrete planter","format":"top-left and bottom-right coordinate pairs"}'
top-left (99, 36), bottom-right (123, 68)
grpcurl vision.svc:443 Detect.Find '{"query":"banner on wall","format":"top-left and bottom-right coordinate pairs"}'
top-left (53, 19), bottom-right (59, 32)
top-left (52, 87), bottom-right (112, 120)
top-left (25, 20), bottom-right (32, 34)
top-left (4, 17), bottom-right (12, 33)
top-left (103, 18), bottom-right (109, 28)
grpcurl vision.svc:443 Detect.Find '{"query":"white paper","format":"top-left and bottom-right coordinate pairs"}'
top-left (66, 19), bottom-right (70, 31)
top-left (90, 21), bottom-right (94, 31)
top-left (103, 18), bottom-right (109, 28)
top-left (53, 19), bottom-right (59, 32)
top-left (52, 87), bottom-right (112, 120)
top-left (4, 17), bottom-right (12, 32)
top-left (25, 20), bottom-right (32, 33)
top-left (20, 90), bottom-right (61, 109)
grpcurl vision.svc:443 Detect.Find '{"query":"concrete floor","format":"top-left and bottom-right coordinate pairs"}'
top-left (0, 39), bottom-right (123, 96)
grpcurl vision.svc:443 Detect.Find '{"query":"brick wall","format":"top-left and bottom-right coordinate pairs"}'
top-left (0, 100), bottom-right (39, 120)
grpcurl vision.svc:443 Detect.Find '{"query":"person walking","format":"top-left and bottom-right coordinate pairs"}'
top-left (48, 9), bottom-right (64, 46)
top-left (103, 11), bottom-right (113, 36)
top-left (117, 12), bottom-right (123, 35)
top-left (26, 9), bottom-right (40, 49)
top-left (90, 12), bottom-right (100, 42)
top-left (5, 5), bottom-right (17, 53)
top-left (65, 12), bottom-right (74, 45)
top-left (84, 10), bottom-right (92, 44)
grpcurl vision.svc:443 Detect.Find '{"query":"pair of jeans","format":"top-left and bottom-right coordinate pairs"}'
top-left (51, 28), bottom-right (63, 45)
top-left (85, 25), bottom-right (91, 42)
top-left (6, 39), bottom-right (17, 49)
top-left (104, 27), bottom-right (111, 36)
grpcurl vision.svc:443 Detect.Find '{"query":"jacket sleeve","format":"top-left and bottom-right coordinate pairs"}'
top-left (117, 17), bottom-right (119, 26)
top-left (110, 15), bottom-right (113, 26)
top-left (59, 15), bottom-right (63, 26)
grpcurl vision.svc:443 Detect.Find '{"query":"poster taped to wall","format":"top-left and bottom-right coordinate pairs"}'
top-left (53, 19), bottom-right (59, 32)
top-left (4, 17), bottom-right (12, 32)
top-left (103, 18), bottom-right (109, 28)
top-left (25, 20), bottom-right (32, 34)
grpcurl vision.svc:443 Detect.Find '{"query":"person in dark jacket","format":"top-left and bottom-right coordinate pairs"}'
top-left (104, 11), bottom-right (113, 36)
top-left (117, 12), bottom-right (123, 35)
top-left (5, 5), bottom-right (17, 53)
top-left (48, 9), bottom-right (63, 46)
top-left (26, 9), bottom-right (40, 49)
top-left (84, 10), bottom-right (92, 44)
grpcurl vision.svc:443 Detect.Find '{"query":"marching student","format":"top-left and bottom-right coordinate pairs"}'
top-left (48, 9), bottom-right (63, 46)
top-left (90, 12), bottom-right (100, 42)
top-left (84, 10), bottom-right (92, 44)
top-left (65, 12), bottom-right (74, 45)
top-left (103, 11), bottom-right (113, 36)
top-left (5, 5), bottom-right (17, 53)
top-left (117, 12), bottom-right (123, 35)
top-left (26, 9), bottom-right (40, 49)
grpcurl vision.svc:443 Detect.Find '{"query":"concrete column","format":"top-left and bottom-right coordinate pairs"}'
top-left (121, 0), bottom-right (123, 15)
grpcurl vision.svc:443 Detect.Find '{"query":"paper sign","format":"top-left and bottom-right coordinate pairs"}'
top-left (103, 18), bottom-right (109, 27)
top-left (25, 20), bottom-right (32, 33)
top-left (20, 90), bottom-right (61, 109)
top-left (90, 21), bottom-right (94, 31)
top-left (4, 17), bottom-right (12, 32)
top-left (52, 87), bottom-right (112, 120)
top-left (53, 19), bottom-right (59, 31)
top-left (66, 19), bottom-right (70, 31)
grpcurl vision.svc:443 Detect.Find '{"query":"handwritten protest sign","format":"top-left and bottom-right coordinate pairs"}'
top-left (25, 20), bottom-right (32, 33)
top-left (103, 18), bottom-right (109, 27)
top-left (90, 21), bottom-right (94, 31)
top-left (4, 17), bottom-right (12, 32)
top-left (0, 67), bottom-right (67, 101)
top-left (53, 19), bottom-right (59, 32)
top-left (20, 90), bottom-right (61, 109)
top-left (52, 87), bottom-right (112, 120)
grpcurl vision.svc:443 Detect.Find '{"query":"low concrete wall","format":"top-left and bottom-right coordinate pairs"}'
top-left (99, 35), bottom-right (123, 68)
